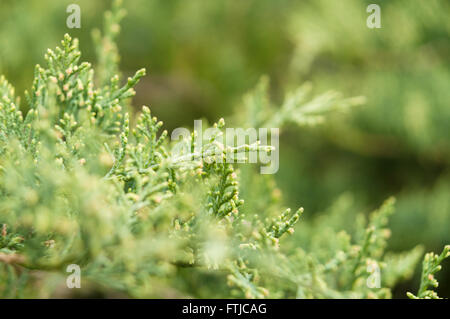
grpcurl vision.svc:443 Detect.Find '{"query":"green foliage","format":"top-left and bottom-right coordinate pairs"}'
top-left (236, 75), bottom-right (365, 130)
top-left (407, 246), bottom-right (450, 299)
top-left (0, 1), bottom-right (448, 299)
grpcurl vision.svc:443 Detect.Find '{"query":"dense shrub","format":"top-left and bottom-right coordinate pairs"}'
top-left (0, 1), bottom-right (448, 299)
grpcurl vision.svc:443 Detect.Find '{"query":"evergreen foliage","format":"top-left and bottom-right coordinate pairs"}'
top-left (0, 1), bottom-right (447, 299)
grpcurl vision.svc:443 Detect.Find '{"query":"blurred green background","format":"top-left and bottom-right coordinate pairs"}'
top-left (0, 0), bottom-right (449, 297)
